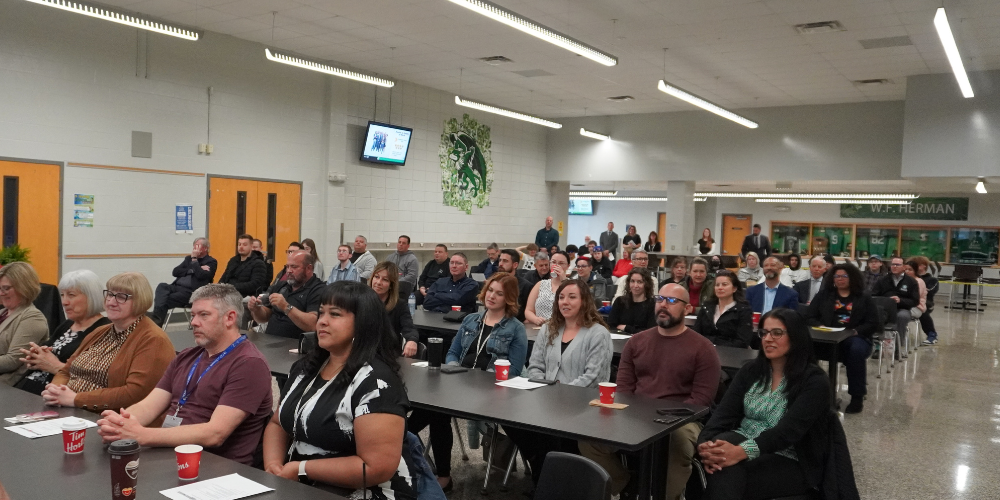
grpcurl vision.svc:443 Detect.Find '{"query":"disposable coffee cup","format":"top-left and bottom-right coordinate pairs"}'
top-left (752, 312), bottom-right (762, 326)
top-left (427, 338), bottom-right (443, 369)
top-left (602, 301), bottom-right (610, 307)
top-left (451, 305), bottom-right (461, 312)
top-left (61, 418), bottom-right (88, 454)
top-left (598, 382), bottom-right (617, 405)
top-left (108, 439), bottom-right (140, 500)
top-left (494, 359), bottom-right (511, 381)
top-left (175, 444), bottom-right (203, 480)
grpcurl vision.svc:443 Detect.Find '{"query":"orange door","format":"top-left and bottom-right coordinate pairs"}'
top-left (0, 161), bottom-right (60, 284)
top-left (657, 213), bottom-right (667, 244)
top-left (208, 177), bottom-right (300, 283)
top-left (721, 215), bottom-right (752, 256)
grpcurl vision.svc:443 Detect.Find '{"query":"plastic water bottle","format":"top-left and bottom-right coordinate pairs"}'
top-left (408, 293), bottom-right (416, 315)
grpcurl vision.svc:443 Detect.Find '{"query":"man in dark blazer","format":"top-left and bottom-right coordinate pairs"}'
top-left (740, 224), bottom-right (772, 260)
top-left (871, 256), bottom-right (920, 355)
top-left (794, 255), bottom-right (830, 304)
top-left (599, 221), bottom-right (620, 260)
top-left (746, 256), bottom-right (799, 313)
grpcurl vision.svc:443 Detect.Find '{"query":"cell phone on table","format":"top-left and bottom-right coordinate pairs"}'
top-left (440, 365), bottom-right (469, 374)
top-left (654, 416), bottom-right (682, 425)
top-left (657, 407), bottom-right (695, 416)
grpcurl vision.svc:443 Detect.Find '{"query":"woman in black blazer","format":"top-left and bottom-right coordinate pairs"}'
top-left (369, 261), bottom-right (419, 357)
top-left (697, 308), bottom-right (833, 500)
top-left (805, 263), bottom-right (878, 414)
top-left (693, 270), bottom-right (754, 348)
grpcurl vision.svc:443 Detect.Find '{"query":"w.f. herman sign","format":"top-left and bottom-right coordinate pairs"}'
top-left (840, 197), bottom-right (968, 221)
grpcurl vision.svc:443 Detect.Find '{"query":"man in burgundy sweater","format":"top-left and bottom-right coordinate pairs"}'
top-left (580, 283), bottom-right (721, 500)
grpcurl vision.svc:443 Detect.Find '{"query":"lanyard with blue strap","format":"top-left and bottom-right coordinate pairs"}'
top-left (174, 335), bottom-right (247, 416)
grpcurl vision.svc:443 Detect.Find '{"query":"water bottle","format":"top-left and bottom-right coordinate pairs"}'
top-left (408, 293), bottom-right (416, 315)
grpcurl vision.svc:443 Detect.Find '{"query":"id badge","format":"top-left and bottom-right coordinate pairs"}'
top-left (162, 414), bottom-right (183, 428)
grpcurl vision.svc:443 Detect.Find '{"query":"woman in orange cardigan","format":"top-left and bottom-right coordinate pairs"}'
top-left (43, 272), bottom-right (174, 418)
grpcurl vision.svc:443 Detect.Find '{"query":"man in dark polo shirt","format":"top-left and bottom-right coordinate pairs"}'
top-left (422, 252), bottom-right (480, 313)
top-left (94, 284), bottom-right (272, 465)
top-left (249, 250), bottom-right (324, 339)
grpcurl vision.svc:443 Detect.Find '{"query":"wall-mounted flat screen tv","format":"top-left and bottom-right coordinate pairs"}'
top-left (569, 199), bottom-right (594, 215)
top-left (360, 121), bottom-right (413, 166)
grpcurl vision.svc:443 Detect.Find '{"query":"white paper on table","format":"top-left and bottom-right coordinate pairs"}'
top-left (813, 326), bottom-right (845, 332)
top-left (496, 378), bottom-right (548, 390)
top-left (609, 333), bottom-right (631, 340)
top-left (4, 417), bottom-right (96, 438)
top-left (160, 473), bottom-right (274, 500)
top-left (411, 361), bottom-right (429, 367)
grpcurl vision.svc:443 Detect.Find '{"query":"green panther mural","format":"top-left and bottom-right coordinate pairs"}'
top-left (439, 114), bottom-right (494, 214)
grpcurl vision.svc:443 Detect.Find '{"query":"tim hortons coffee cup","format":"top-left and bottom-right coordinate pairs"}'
top-left (599, 382), bottom-right (617, 405)
top-left (752, 312), bottom-right (762, 326)
top-left (427, 338), bottom-right (443, 368)
top-left (602, 301), bottom-right (610, 307)
top-left (175, 444), bottom-right (203, 480)
top-left (108, 439), bottom-right (140, 500)
top-left (451, 305), bottom-right (461, 312)
top-left (61, 418), bottom-right (88, 454)
top-left (494, 359), bottom-right (511, 381)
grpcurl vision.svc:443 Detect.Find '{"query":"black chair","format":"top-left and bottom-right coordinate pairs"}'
top-left (33, 283), bottom-right (65, 336)
top-left (533, 452), bottom-right (611, 500)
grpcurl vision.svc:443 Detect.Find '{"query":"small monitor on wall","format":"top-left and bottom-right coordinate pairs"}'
top-left (569, 199), bottom-right (594, 215)
top-left (360, 121), bottom-right (413, 166)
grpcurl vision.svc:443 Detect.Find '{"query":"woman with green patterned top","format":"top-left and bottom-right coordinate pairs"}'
top-left (696, 308), bottom-right (833, 500)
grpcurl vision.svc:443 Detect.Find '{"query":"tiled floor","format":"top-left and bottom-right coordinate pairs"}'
top-left (184, 304), bottom-right (1000, 499)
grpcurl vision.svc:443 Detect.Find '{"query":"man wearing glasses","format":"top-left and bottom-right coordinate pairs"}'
top-left (580, 284), bottom-right (720, 500)
top-left (871, 256), bottom-right (919, 357)
top-left (574, 256), bottom-right (608, 307)
top-left (613, 250), bottom-right (657, 300)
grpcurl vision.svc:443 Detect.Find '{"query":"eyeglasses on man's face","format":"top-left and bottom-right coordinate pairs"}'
top-left (653, 295), bottom-right (687, 305)
top-left (103, 290), bottom-right (132, 304)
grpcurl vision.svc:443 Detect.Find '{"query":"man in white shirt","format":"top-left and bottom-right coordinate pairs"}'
top-left (794, 256), bottom-right (828, 305)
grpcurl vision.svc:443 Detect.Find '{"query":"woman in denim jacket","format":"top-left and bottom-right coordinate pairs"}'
top-left (407, 272), bottom-right (526, 492)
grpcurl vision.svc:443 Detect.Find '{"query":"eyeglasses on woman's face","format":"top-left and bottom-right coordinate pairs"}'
top-left (758, 328), bottom-right (786, 339)
top-left (103, 290), bottom-right (132, 304)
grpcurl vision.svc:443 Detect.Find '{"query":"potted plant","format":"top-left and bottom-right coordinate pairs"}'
top-left (0, 244), bottom-right (31, 265)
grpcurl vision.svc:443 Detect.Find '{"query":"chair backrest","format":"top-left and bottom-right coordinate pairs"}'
top-left (33, 283), bottom-right (66, 336)
top-left (870, 296), bottom-right (897, 327)
top-left (953, 264), bottom-right (982, 281)
top-left (795, 302), bottom-right (809, 316)
top-left (534, 452), bottom-right (611, 500)
top-left (415, 342), bottom-right (428, 361)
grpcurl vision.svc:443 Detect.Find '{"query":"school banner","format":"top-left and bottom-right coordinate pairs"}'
top-left (840, 197), bottom-right (968, 220)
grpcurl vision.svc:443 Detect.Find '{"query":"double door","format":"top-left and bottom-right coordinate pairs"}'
top-left (207, 177), bottom-right (301, 283)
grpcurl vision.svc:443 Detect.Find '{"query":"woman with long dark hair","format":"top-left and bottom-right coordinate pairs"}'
top-left (368, 261), bottom-right (418, 357)
top-left (608, 269), bottom-right (656, 334)
top-left (262, 281), bottom-right (420, 499)
top-left (804, 263), bottom-right (877, 414)
top-left (644, 231), bottom-right (662, 253)
top-left (300, 238), bottom-right (324, 281)
top-left (692, 270), bottom-right (754, 348)
top-left (697, 308), bottom-right (835, 500)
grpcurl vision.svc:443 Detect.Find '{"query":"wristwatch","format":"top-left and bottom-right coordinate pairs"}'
top-left (298, 460), bottom-right (308, 481)
top-left (285, 303), bottom-right (295, 314)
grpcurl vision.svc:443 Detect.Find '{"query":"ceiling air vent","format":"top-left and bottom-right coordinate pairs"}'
top-left (607, 95), bottom-right (635, 102)
top-left (853, 79), bottom-right (891, 87)
top-left (859, 35), bottom-right (913, 49)
top-left (794, 21), bottom-right (845, 34)
top-left (479, 56), bottom-right (513, 65)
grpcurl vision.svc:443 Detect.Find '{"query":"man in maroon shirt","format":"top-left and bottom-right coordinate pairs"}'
top-left (96, 284), bottom-right (273, 465)
top-left (580, 283), bottom-right (721, 500)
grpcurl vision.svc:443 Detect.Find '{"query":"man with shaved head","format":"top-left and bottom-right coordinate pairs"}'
top-left (580, 283), bottom-right (721, 500)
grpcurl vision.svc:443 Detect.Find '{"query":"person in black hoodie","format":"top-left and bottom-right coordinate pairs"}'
top-left (871, 256), bottom-right (919, 356)
top-left (150, 237), bottom-right (218, 326)
top-left (693, 270), bottom-right (754, 349)
top-left (805, 264), bottom-right (879, 414)
top-left (416, 244), bottom-right (450, 306)
top-left (219, 234), bottom-right (269, 298)
top-left (697, 308), bottom-right (836, 500)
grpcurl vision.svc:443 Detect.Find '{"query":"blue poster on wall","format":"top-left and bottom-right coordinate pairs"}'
top-left (175, 204), bottom-right (193, 234)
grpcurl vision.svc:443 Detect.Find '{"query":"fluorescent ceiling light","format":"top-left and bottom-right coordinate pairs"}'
top-left (934, 8), bottom-right (974, 98)
top-left (657, 80), bottom-right (758, 129)
top-left (755, 199), bottom-right (912, 204)
top-left (455, 96), bottom-right (562, 128)
top-left (976, 178), bottom-right (987, 194)
top-left (693, 197), bottom-right (707, 202)
top-left (580, 128), bottom-right (610, 141)
top-left (696, 192), bottom-right (918, 199)
top-left (24, 0), bottom-right (198, 40)
top-left (574, 196), bottom-right (669, 201)
top-left (570, 191), bottom-right (617, 196)
top-left (447, 0), bottom-right (617, 66)
top-left (265, 49), bottom-right (394, 88)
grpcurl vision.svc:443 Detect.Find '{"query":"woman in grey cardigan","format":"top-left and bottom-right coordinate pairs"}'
top-left (514, 279), bottom-right (613, 484)
top-left (527, 279), bottom-right (613, 387)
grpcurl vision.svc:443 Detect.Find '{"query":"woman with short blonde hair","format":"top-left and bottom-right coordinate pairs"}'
top-left (43, 272), bottom-right (175, 420)
top-left (0, 262), bottom-right (49, 386)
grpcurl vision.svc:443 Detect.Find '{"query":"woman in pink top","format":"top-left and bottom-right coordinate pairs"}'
top-left (903, 261), bottom-right (927, 315)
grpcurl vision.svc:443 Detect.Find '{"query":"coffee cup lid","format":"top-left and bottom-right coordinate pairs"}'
top-left (61, 418), bottom-right (89, 431)
top-left (108, 439), bottom-right (140, 454)
top-left (428, 337), bottom-right (443, 343)
top-left (175, 444), bottom-right (203, 454)
top-left (599, 382), bottom-right (617, 387)
top-left (494, 359), bottom-right (510, 365)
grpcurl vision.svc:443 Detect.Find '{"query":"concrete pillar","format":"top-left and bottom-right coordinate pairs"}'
top-left (664, 181), bottom-right (696, 253)
top-left (322, 77), bottom-right (348, 252)
top-left (547, 181), bottom-right (570, 247)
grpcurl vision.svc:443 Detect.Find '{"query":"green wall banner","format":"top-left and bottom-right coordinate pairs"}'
top-left (840, 197), bottom-right (968, 220)
top-left (439, 114), bottom-right (494, 214)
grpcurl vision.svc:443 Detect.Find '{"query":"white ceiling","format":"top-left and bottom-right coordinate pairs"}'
top-left (90, 0), bottom-right (1000, 118)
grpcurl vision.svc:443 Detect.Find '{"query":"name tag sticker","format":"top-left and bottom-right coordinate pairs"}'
top-left (162, 415), bottom-right (183, 428)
